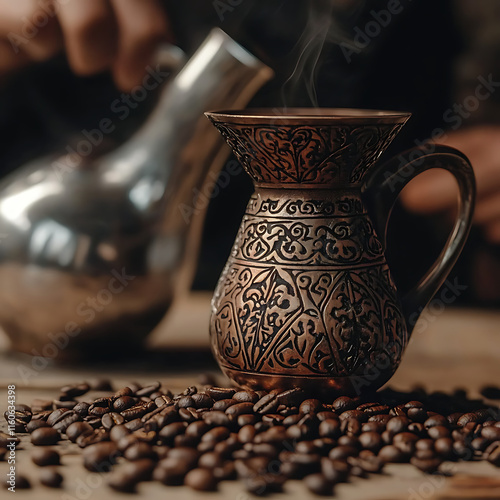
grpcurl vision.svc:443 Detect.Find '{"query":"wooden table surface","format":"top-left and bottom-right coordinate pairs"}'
top-left (1, 293), bottom-right (500, 500)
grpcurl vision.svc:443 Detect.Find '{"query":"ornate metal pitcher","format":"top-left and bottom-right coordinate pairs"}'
top-left (206, 108), bottom-right (476, 395)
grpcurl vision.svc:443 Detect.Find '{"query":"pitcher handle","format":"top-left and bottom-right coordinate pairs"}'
top-left (362, 144), bottom-right (476, 331)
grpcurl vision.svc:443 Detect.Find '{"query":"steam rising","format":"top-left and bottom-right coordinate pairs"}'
top-left (281, 0), bottom-right (365, 108)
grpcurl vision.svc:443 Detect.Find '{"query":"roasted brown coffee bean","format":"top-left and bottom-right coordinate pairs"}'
top-left (186, 420), bottom-right (211, 438)
top-left (177, 396), bottom-right (196, 409)
top-left (66, 422), bottom-right (94, 443)
top-left (319, 419), bottom-right (341, 439)
top-left (481, 425), bottom-right (500, 441)
top-left (83, 442), bottom-right (118, 472)
top-left (452, 440), bottom-right (472, 460)
top-left (226, 402), bottom-right (254, 417)
top-left (320, 458), bottom-right (350, 483)
top-left (232, 390), bottom-right (258, 403)
top-left (381, 430), bottom-right (392, 444)
top-left (471, 437), bottom-right (490, 452)
top-left (60, 383), bottom-right (90, 399)
top-left (378, 445), bottom-right (406, 463)
top-left (339, 410), bottom-right (367, 422)
top-left (427, 426), bottom-right (450, 440)
top-left (434, 437), bottom-right (454, 459)
top-left (199, 451), bottom-right (224, 469)
top-left (191, 393), bottom-right (213, 409)
top-left (124, 442), bottom-right (156, 461)
top-left (76, 428), bottom-right (109, 448)
top-left (341, 418), bottom-right (361, 436)
top-left (121, 401), bottom-right (155, 421)
top-left (135, 381), bottom-right (161, 398)
top-left (317, 411), bottom-right (337, 421)
top-left (154, 395), bottom-right (172, 408)
top-left (174, 434), bottom-right (198, 448)
top-left (253, 391), bottom-right (280, 414)
top-left (154, 458), bottom-right (188, 485)
top-left (410, 456), bottom-right (442, 473)
top-left (238, 425), bottom-right (256, 443)
top-left (361, 404), bottom-right (390, 416)
top-left (124, 418), bottom-right (143, 431)
top-left (201, 427), bottom-right (231, 443)
top-left (102, 412), bottom-right (125, 430)
top-left (113, 396), bottom-right (136, 412)
top-left (31, 427), bottom-right (60, 446)
top-left (202, 411), bottom-right (230, 427)
top-left (109, 424), bottom-right (130, 443)
top-left (178, 407), bottom-right (199, 423)
top-left (358, 432), bottom-right (382, 453)
top-left (283, 414), bottom-right (302, 426)
top-left (393, 432), bottom-right (419, 454)
top-left (407, 423), bottom-right (425, 436)
top-left (206, 387), bottom-right (236, 400)
top-left (276, 388), bottom-right (305, 407)
top-left (332, 396), bottom-right (358, 413)
top-left (168, 446), bottom-right (200, 468)
top-left (212, 399), bottom-right (236, 411)
top-left (355, 454), bottom-right (384, 473)
top-left (299, 399), bottom-right (322, 414)
top-left (487, 442), bottom-right (500, 466)
top-left (213, 461), bottom-right (236, 480)
top-left (262, 413), bottom-right (285, 425)
top-left (361, 421), bottom-right (384, 434)
top-left (237, 414), bottom-right (257, 427)
top-left (416, 438), bottom-right (434, 451)
top-left (389, 405), bottom-right (406, 417)
top-left (424, 415), bottom-right (448, 428)
top-left (39, 468), bottom-right (63, 488)
top-left (386, 416), bottom-right (409, 435)
top-left (31, 448), bottom-right (60, 466)
top-left (26, 419), bottom-right (49, 433)
top-left (286, 424), bottom-right (312, 440)
top-left (159, 422), bottom-right (187, 446)
top-left (457, 412), bottom-right (479, 427)
top-left (368, 414), bottom-right (392, 425)
top-left (304, 473), bottom-right (334, 496)
top-left (407, 407), bottom-right (427, 423)
top-left (447, 412), bottom-right (462, 427)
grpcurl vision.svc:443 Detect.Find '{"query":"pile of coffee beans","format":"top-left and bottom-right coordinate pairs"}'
top-left (2, 381), bottom-right (500, 496)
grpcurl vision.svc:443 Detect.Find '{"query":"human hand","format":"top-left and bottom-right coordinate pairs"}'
top-left (0, 0), bottom-right (170, 91)
top-left (400, 126), bottom-right (500, 244)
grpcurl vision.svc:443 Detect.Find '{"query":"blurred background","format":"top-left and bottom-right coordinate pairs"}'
top-left (0, 0), bottom-right (499, 360)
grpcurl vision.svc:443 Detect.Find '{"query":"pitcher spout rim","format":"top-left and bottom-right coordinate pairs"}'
top-left (205, 107), bottom-right (411, 125)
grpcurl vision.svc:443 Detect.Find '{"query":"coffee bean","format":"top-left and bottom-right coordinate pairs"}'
top-left (191, 393), bottom-right (214, 409)
top-left (339, 410), bottom-right (367, 422)
top-left (135, 381), bottom-right (161, 398)
top-left (427, 426), bottom-right (450, 440)
top-left (232, 390), bottom-right (258, 403)
top-left (31, 448), bottom-right (60, 466)
top-left (83, 442), bottom-right (118, 472)
top-left (113, 396), bottom-right (136, 412)
top-left (39, 468), bottom-right (63, 488)
top-left (299, 399), bottom-right (322, 414)
top-left (359, 432), bottom-right (382, 453)
top-left (177, 396), bottom-right (196, 409)
top-left (124, 442), bottom-right (156, 461)
top-left (110, 424), bottom-right (131, 444)
top-left (317, 411), bottom-right (337, 421)
top-left (159, 422), bottom-right (187, 446)
top-left (434, 437), bottom-right (454, 459)
top-left (387, 416), bottom-right (409, 435)
top-left (378, 445), bottom-right (406, 463)
top-left (410, 456), bottom-right (442, 473)
top-left (319, 419), bottom-right (341, 439)
top-left (320, 458), bottom-right (350, 482)
top-left (457, 412), bottom-right (479, 427)
top-left (471, 437), bottom-right (490, 452)
top-left (481, 425), bottom-right (500, 442)
top-left (389, 405), bottom-right (406, 417)
top-left (305, 473), bottom-right (334, 496)
top-left (361, 404), bottom-right (390, 416)
top-left (341, 418), bottom-right (361, 436)
top-left (121, 401), bottom-right (156, 421)
top-left (253, 391), bottom-right (280, 414)
top-left (186, 421), bottom-right (211, 439)
top-left (199, 451), bottom-right (223, 468)
top-left (154, 458), bottom-right (188, 486)
top-left (124, 418), bottom-right (143, 431)
top-left (332, 396), bottom-right (358, 413)
top-left (101, 412), bottom-right (125, 430)
top-left (486, 442), bottom-right (500, 466)
top-left (178, 407), bottom-right (199, 423)
top-left (407, 407), bottom-right (427, 423)
top-left (26, 420), bottom-right (49, 433)
top-left (226, 402), bottom-right (254, 417)
top-left (76, 428), bottom-right (110, 448)
top-left (368, 414), bottom-right (392, 425)
top-left (424, 415), bottom-right (448, 428)
top-left (207, 387), bottom-right (236, 401)
top-left (60, 383), bottom-right (90, 399)
top-left (355, 454), bottom-right (384, 473)
top-left (31, 427), bottom-right (60, 446)
top-left (201, 427), bottom-right (231, 443)
top-left (32, 399), bottom-right (53, 412)
top-left (202, 411), bottom-right (230, 427)
top-left (362, 421), bottom-right (385, 434)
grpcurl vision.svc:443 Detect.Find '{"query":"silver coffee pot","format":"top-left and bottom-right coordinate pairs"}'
top-left (0, 29), bottom-right (273, 358)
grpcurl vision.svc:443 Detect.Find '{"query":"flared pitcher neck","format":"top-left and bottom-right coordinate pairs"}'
top-left (206, 108), bottom-right (410, 189)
